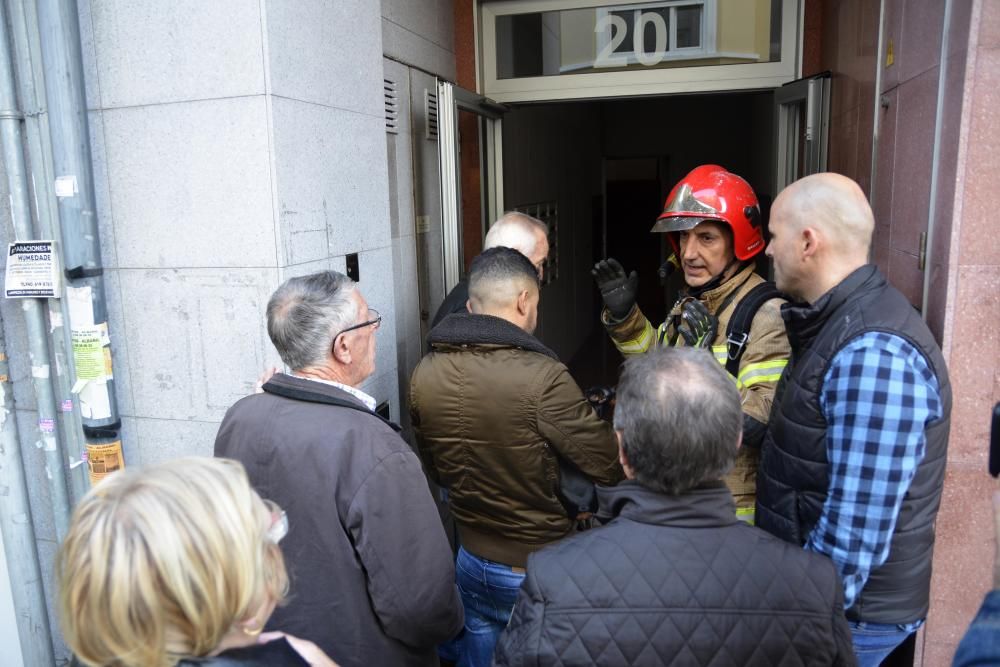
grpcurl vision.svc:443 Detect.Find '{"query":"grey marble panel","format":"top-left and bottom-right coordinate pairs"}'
top-left (266, 0), bottom-right (383, 116)
top-left (90, 0), bottom-right (265, 108)
top-left (102, 97), bottom-right (276, 269)
top-left (271, 97), bottom-right (391, 263)
top-left (118, 268), bottom-right (279, 422)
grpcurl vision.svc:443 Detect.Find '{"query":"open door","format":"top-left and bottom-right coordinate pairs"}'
top-left (436, 82), bottom-right (505, 300)
top-left (774, 72), bottom-right (831, 190)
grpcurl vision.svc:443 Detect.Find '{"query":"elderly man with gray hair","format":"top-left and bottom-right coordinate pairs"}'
top-left (494, 347), bottom-right (856, 667)
top-left (215, 271), bottom-right (463, 667)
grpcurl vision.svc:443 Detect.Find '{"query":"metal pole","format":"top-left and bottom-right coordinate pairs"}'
top-left (0, 0), bottom-right (71, 539)
top-left (921, 0), bottom-right (953, 319)
top-left (0, 0), bottom-right (59, 659)
top-left (0, 311), bottom-right (56, 665)
top-left (36, 0), bottom-right (122, 475)
top-left (9, 0), bottom-right (89, 503)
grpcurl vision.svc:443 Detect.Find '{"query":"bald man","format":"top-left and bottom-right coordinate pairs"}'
top-left (756, 173), bottom-right (952, 666)
top-left (409, 247), bottom-right (622, 667)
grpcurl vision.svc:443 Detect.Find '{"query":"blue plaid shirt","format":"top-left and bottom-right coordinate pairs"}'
top-left (806, 331), bottom-right (942, 616)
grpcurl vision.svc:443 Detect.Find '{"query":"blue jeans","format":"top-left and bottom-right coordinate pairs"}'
top-left (849, 620), bottom-right (919, 667)
top-left (450, 546), bottom-right (525, 667)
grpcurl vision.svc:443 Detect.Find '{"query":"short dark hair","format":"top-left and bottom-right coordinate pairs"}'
top-left (468, 246), bottom-right (539, 310)
top-left (613, 347), bottom-right (741, 495)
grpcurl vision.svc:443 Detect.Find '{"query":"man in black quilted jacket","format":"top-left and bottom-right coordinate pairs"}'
top-left (493, 347), bottom-right (856, 667)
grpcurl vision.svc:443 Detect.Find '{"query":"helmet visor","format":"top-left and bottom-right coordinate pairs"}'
top-left (650, 183), bottom-right (721, 234)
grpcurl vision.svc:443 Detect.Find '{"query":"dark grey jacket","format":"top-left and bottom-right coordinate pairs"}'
top-left (494, 481), bottom-right (856, 667)
top-left (215, 373), bottom-right (463, 667)
top-left (756, 265), bottom-right (951, 624)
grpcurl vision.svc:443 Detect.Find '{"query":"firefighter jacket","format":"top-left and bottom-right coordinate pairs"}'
top-left (601, 263), bottom-right (790, 520)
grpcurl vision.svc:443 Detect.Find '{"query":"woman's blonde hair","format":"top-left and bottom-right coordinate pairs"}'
top-left (57, 457), bottom-right (288, 667)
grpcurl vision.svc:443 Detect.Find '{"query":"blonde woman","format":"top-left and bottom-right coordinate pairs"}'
top-left (57, 456), bottom-right (338, 667)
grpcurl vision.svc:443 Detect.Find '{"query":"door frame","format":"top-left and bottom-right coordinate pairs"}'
top-left (774, 71), bottom-right (831, 191)
top-left (437, 81), bottom-right (506, 292)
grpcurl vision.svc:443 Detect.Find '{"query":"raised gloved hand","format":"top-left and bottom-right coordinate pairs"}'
top-left (592, 258), bottom-right (638, 320)
top-left (677, 298), bottom-right (718, 348)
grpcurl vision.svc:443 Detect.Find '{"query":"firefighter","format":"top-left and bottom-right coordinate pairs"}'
top-left (593, 164), bottom-right (790, 522)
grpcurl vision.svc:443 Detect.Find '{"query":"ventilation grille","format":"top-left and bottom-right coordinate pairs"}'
top-left (425, 89), bottom-right (438, 141)
top-left (514, 202), bottom-right (559, 286)
top-left (384, 78), bottom-right (399, 134)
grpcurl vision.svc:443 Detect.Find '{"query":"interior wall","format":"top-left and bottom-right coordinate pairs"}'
top-left (502, 103), bottom-right (604, 361)
top-left (503, 92), bottom-right (774, 364)
top-left (600, 92), bottom-right (775, 204)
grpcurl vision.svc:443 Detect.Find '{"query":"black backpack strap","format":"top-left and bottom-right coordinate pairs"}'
top-left (725, 281), bottom-right (784, 378)
top-left (262, 380), bottom-right (402, 432)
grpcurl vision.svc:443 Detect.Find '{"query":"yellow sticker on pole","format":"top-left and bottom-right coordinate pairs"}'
top-left (86, 441), bottom-right (124, 486)
top-left (72, 327), bottom-right (105, 380)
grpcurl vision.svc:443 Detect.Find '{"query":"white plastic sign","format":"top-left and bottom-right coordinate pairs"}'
top-left (5, 241), bottom-right (60, 298)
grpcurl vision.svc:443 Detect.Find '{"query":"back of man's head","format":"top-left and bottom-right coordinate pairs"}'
top-left (468, 247), bottom-right (539, 316)
top-left (484, 212), bottom-right (548, 258)
top-left (266, 271), bottom-right (357, 371)
top-left (779, 172), bottom-right (874, 260)
top-left (614, 347), bottom-right (742, 495)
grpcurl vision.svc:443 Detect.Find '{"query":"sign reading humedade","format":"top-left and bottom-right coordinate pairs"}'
top-left (5, 240), bottom-right (60, 298)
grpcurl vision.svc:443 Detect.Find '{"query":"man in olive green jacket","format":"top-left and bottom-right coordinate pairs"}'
top-left (409, 247), bottom-right (623, 667)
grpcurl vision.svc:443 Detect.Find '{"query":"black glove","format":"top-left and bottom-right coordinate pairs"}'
top-left (677, 298), bottom-right (718, 348)
top-left (592, 258), bottom-right (638, 320)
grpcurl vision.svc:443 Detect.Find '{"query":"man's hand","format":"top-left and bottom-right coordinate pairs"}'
top-left (592, 258), bottom-right (638, 321)
top-left (253, 366), bottom-right (280, 394)
top-left (677, 298), bottom-right (718, 348)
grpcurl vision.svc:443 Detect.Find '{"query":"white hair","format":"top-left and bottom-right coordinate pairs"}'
top-left (483, 212), bottom-right (548, 257)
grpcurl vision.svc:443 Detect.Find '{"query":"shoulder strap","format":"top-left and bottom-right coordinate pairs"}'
top-left (725, 281), bottom-right (784, 377)
top-left (261, 381), bottom-right (402, 433)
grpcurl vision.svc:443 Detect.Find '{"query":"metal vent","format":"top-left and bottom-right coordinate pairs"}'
top-left (425, 89), bottom-right (438, 141)
top-left (514, 202), bottom-right (559, 286)
top-left (383, 78), bottom-right (398, 134)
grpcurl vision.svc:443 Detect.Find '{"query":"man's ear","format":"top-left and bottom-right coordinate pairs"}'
top-left (516, 289), bottom-right (530, 316)
top-left (802, 227), bottom-right (819, 258)
top-left (465, 299), bottom-right (473, 313)
top-left (331, 335), bottom-right (352, 365)
top-left (616, 431), bottom-right (635, 480)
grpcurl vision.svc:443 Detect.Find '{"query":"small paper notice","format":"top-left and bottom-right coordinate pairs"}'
top-left (86, 440), bottom-right (124, 486)
top-left (54, 175), bottom-right (78, 198)
top-left (79, 379), bottom-right (112, 420)
top-left (66, 286), bottom-right (95, 326)
top-left (72, 326), bottom-right (106, 380)
top-left (4, 241), bottom-right (60, 298)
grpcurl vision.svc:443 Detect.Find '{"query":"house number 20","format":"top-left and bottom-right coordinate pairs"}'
top-left (595, 12), bottom-right (668, 67)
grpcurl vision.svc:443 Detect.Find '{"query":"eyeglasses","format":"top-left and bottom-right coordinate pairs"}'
top-left (332, 308), bottom-right (382, 344)
top-left (263, 499), bottom-right (288, 544)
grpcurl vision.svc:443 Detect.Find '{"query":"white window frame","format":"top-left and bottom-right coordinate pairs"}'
top-left (480, 0), bottom-right (800, 103)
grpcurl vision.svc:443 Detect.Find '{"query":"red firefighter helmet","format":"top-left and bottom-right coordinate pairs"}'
top-left (650, 164), bottom-right (764, 261)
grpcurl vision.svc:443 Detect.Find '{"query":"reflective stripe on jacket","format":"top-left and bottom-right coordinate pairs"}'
top-left (601, 264), bottom-right (791, 517)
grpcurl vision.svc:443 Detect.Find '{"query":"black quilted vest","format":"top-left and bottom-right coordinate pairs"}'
top-left (756, 265), bottom-right (951, 624)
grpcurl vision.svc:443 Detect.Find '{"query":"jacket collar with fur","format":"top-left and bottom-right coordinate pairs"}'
top-left (427, 312), bottom-right (558, 361)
